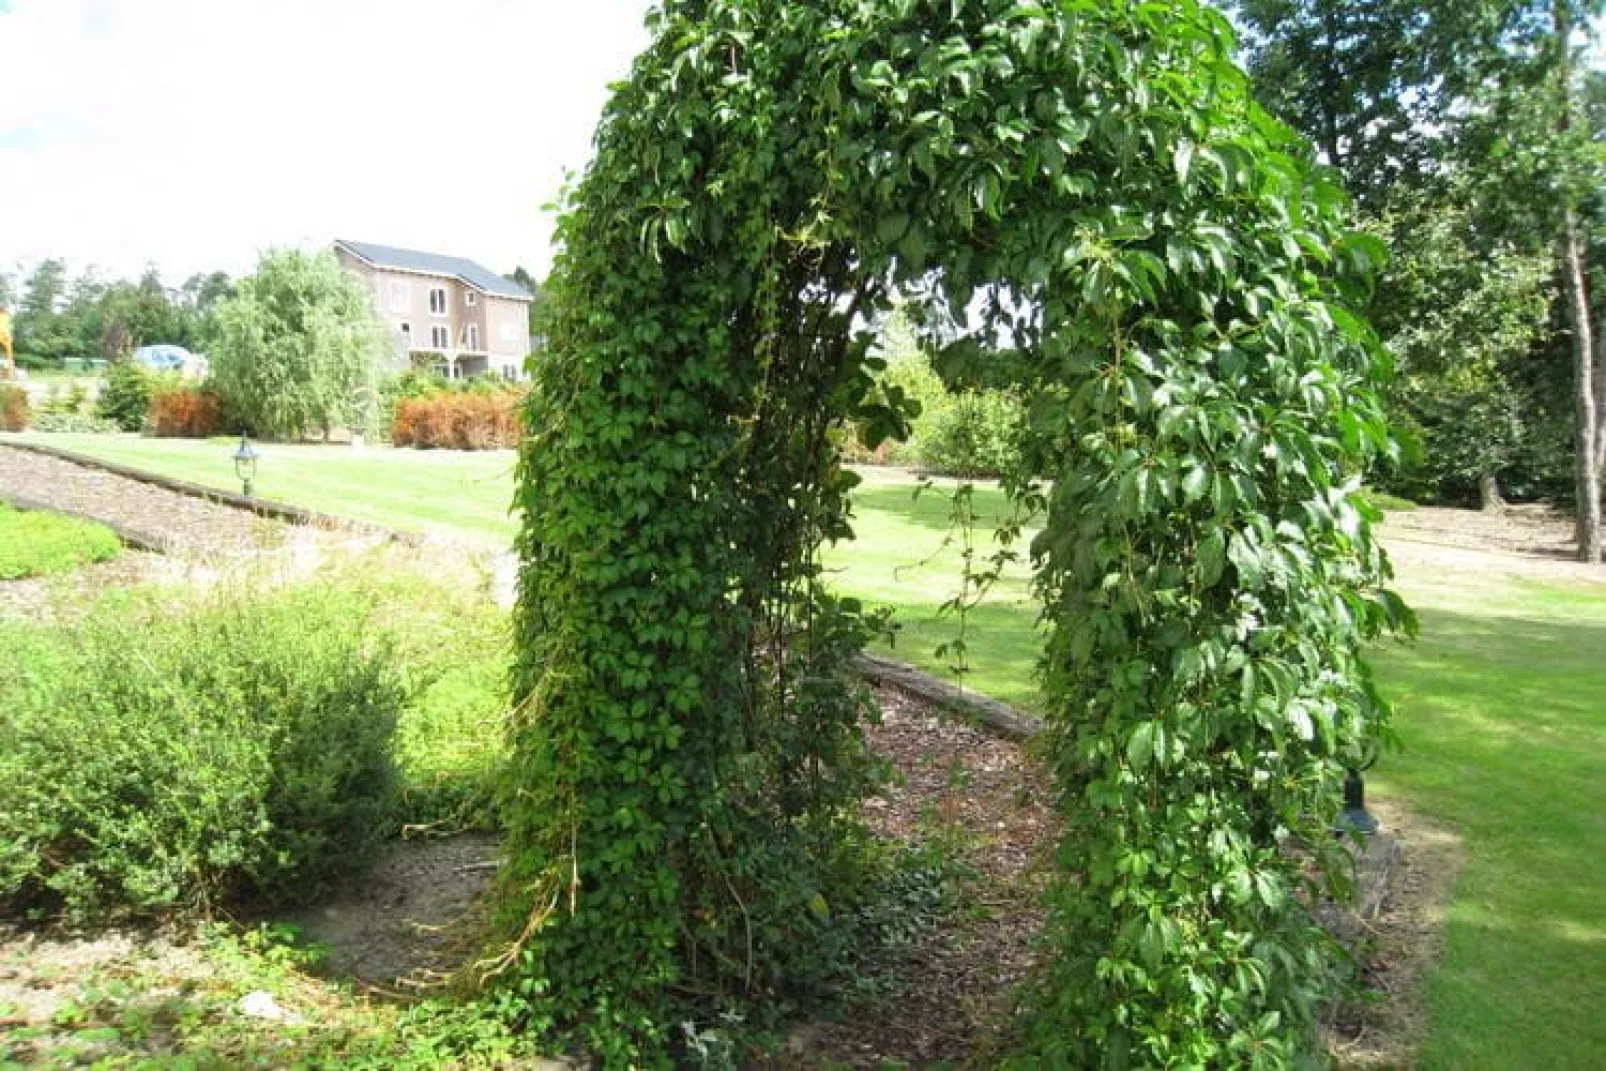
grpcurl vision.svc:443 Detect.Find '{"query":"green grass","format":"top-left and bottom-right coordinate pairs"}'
top-left (1366, 577), bottom-right (1606, 1069)
top-left (5, 433), bottom-right (520, 548)
top-left (6, 433), bottom-right (1604, 1064)
top-left (0, 501), bottom-right (121, 579)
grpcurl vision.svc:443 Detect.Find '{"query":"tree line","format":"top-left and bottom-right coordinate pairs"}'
top-left (0, 261), bottom-right (233, 364)
top-left (1227, 0), bottom-right (1606, 560)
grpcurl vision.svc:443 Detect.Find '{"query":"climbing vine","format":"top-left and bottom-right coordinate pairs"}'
top-left (505, 0), bottom-right (1410, 1064)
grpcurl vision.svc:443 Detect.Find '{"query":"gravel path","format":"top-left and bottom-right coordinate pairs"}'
top-left (0, 444), bottom-right (284, 557)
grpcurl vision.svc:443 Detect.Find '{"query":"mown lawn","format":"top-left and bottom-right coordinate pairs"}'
top-left (1366, 576), bottom-right (1606, 1069)
top-left (4, 433), bottom-right (519, 547)
top-left (7, 432), bottom-right (1605, 1066)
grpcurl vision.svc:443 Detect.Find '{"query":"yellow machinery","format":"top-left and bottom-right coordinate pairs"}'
top-left (0, 307), bottom-right (14, 380)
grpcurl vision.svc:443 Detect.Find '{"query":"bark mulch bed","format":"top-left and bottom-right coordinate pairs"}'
top-left (784, 687), bottom-right (1059, 1067)
top-left (0, 445), bottom-right (283, 558)
top-left (792, 691), bottom-right (1452, 1069)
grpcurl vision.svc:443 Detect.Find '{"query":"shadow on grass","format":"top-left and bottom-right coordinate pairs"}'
top-left (850, 482), bottom-right (1019, 536)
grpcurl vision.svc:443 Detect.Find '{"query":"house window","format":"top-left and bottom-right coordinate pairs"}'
top-left (465, 292), bottom-right (478, 307)
top-left (388, 280), bottom-right (410, 313)
top-left (398, 322), bottom-right (411, 343)
top-left (431, 325), bottom-right (450, 349)
top-left (465, 324), bottom-right (480, 351)
top-left (429, 287), bottom-right (448, 315)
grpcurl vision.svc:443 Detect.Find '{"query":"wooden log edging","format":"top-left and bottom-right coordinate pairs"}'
top-left (0, 439), bottom-right (424, 547)
top-left (0, 488), bottom-right (171, 554)
top-left (854, 652), bottom-right (1043, 741)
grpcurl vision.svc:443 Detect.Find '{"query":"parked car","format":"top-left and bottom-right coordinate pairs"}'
top-left (132, 345), bottom-right (207, 379)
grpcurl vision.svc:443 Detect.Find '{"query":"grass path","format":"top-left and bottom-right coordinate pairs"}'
top-left (8, 432), bottom-right (1605, 1065)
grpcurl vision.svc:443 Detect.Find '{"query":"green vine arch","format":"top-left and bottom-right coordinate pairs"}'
top-left (504, 0), bottom-right (1410, 1064)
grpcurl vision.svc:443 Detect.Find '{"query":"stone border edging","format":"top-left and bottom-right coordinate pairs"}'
top-left (0, 439), bottom-right (424, 547)
top-left (854, 652), bottom-right (1043, 741)
top-left (0, 488), bottom-right (171, 554)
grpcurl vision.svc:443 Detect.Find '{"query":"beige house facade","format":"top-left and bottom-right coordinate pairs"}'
top-left (334, 239), bottom-right (534, 381)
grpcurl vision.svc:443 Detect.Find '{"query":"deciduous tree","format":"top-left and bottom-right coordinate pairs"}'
top-left (209, 250), bottom-right (383, 439)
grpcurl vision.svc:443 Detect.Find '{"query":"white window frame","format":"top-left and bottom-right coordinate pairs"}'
top-left (465, 324), bottom-right (480, 351)
top-left (428, 286), bottom-right (448, 316)
top-left (430, 324), bottom-right (450, 350)
top-left (388, 280), bottom-right (410, 313)
top-left (465, 291), bottom-right (478, 307)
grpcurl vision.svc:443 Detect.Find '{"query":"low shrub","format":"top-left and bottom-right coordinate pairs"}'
top-left (149, 387), bottom-right (224, 438)
top-left (40, 382), bottom-right (91, 417)
top-left (0, 385), bottom-right (26, 431)
top-left (0, 503), bottom-right (122, 580)
top-left (0, 579), bottom-right (411, 921)
top-left (392, 391), bottom-right (522, 450)
top-left (28, 411), bottom-right (122, 434)
top-left (916, 390), bottom-right (1023, 478)
top-left (96, 362), bottom-right (155, 430)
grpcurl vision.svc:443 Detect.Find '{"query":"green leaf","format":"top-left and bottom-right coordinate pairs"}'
top-left (1127, 721), bottom-right (1158, 770)
top-left (1198, 529), bottom-right (1226, 587)
top-left (1182, 465), bottom-right (1209, 502)
top-left (1173, 137), bottom-right (1195, 184)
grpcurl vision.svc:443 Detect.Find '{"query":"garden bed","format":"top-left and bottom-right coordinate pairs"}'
top-left (0, 444), bottom-right (281, 556)
top-left (0, 677), bottom-right (1449, 1067)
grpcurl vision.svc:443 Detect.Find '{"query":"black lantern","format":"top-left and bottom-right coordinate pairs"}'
top-left (1336, 741), bottom-right (1381, 838)
top-left (233, 433), bottom-right (259, 498)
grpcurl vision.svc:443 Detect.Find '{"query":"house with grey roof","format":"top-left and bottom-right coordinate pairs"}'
top-left (333, 239), bottom-right (533, 381)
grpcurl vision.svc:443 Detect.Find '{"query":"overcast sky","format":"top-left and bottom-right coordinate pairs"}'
top-left (0, 0), bottom-right (654, 286)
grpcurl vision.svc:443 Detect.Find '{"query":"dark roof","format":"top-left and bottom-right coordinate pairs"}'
top-left (335, 239), bottom-right (532, 301)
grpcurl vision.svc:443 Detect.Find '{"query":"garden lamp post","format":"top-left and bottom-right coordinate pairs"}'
top-left (233, 434), bottom-right (259, 498)
top-left (1337, 742), bottom-right (1381, 837)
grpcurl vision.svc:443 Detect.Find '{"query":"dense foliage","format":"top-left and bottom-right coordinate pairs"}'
top-left (917, 389), bottom-right (1024, 479)
top-left (148, 386), bottom-right (226, 438)
top-left (0, 581), bottom-right (408, 921)
top-left (506, 0), bottom-right (1405, 1064)
top-left (1231, 0), bottom-right (1606, 549)
top-left (95, 360), bottom-right (157, 431)
top-left (387, 375), bottom-right (527, 450)
top-left (841, 313), bottom-right (1026, 477)
top-left (0, 261), bottom-right (229, 364)
top-left (208, 250), bottom-right (385, 440)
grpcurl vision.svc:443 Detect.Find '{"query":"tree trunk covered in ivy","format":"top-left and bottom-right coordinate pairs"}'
top-left (502, 1), bottom-right (1411, 1064)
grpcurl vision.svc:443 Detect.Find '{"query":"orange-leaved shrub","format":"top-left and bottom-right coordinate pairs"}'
top-left (391, 392), bottom-right (523, 450)
top-left (149, 388), bottom-right (223, 438)
top-left (0, 385), bottom-right (28, 432)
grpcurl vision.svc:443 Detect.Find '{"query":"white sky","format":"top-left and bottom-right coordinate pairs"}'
top-left (0, 0), bottom-right (654, 286)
